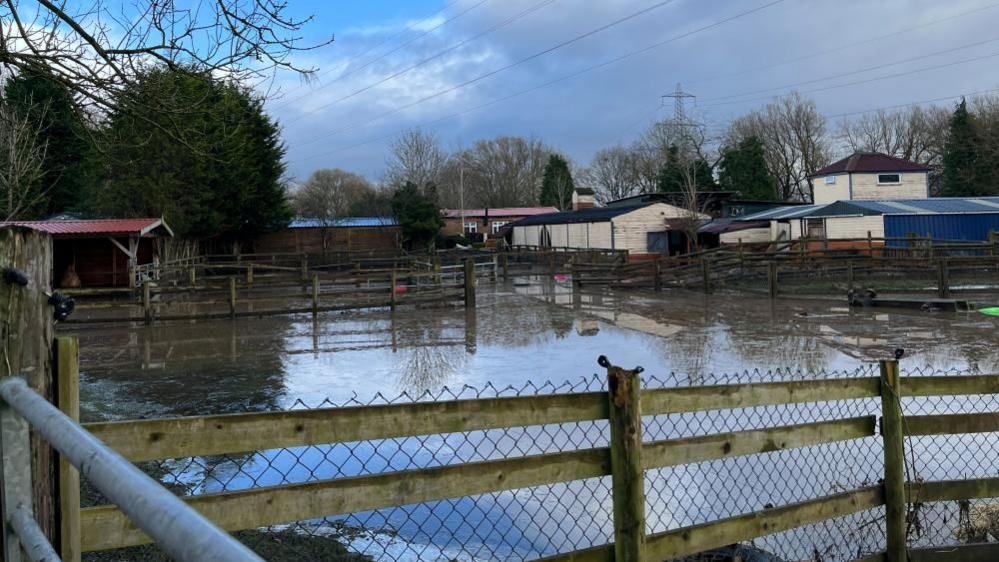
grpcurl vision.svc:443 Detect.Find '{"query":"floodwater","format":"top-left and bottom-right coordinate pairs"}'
top-left (62, 280), bottom-right (999, 560)
top-left (65, 280), bottom-right (999, 421)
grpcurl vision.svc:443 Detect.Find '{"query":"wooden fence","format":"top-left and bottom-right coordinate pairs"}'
top-left (568, 237), bottom-right (999, 298)
top-left (49, 338), bottom-right (999, 561)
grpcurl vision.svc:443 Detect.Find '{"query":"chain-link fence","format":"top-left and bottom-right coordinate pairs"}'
top-left (80, 364), bottom-right (998, 562)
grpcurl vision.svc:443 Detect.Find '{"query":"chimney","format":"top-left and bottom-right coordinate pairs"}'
top-left (572, 188), bottom-right (596, 211)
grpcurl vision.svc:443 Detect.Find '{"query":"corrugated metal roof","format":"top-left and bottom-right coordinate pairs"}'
top-left (289, 217), bottom-right (398, 228)
top-left (442, 207), bottom-right (558, 218)
top-left (738, 197), bottom-right (999, 221)
top-left (0, 218), bottom-right (172, 236)
top-left (511, 203), bottom-right (653, 226)
top-left (738, 204), bottom-right (825, 221)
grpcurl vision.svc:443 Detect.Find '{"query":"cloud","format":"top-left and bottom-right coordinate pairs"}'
top-left (269, 0), bottom-right (999, 182)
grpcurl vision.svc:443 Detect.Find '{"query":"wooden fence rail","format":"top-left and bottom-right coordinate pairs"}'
top-left (47, 341), bottom-right (999, 560)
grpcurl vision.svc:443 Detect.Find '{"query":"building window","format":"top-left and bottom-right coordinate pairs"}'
top-left (805, 218), bottom-right (826, 239)
top-left (877, 173), bottom-right (901, 184)
top-left (825, 176), bottom-right (836, 184)
top-left (491, 221), bottom-right (508, 234)
top-left (464, 222), bottom-right (477, 234)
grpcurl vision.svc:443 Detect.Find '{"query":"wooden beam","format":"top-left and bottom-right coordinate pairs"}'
top-left (106, 237), bottom-right (134, 259)
top-left (908, 543), bottom-right (999, 562)
top-left (605, 362), bottom-right (644, 561)
top-left (643, 487), bottom-right (884, 560)
top-left (904, 413), bottom-right (999, 436)
top-left (880, 359), bottom-right (907, 562)
top-left (642, 416), bottom-right (876, 469)
top-left (901, 375), bottom-right (999, 397)
top-left (83, 392), bottom-right (608, 461)
top-left (79, 447), bottom-right (612, 552)
top-left (642, 377), bottom-right (881, 415)
top-left (915, 477), bottom-right (999, 502)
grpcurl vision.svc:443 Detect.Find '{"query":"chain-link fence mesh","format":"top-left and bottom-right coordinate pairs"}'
top-left (81, 364), bottom-right (998, 561)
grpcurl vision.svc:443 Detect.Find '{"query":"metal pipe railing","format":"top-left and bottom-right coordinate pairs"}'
top-left (8, 507), bottom-right (58, 562)
top-left (0, 377), bottom-right (262, 562)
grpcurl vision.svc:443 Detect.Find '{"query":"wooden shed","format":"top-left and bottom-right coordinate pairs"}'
top-left (509, 202), bottom-right (709, 259)
top-left (0, 218), bottom-right (173, 288)
top-left (252, 217), bottom-right (401, 258)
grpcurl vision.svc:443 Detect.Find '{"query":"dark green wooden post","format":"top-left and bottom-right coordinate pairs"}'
top-left (937, 259), bottom-right (950, 299)
top-left (464, 258), bottom-right (475, 308)
top-left (768, 262), bottom-right (779, 299)
top-left (880, 358), bottom-right (907, 562)
top-left (601, 356), bottom-right (645, 562)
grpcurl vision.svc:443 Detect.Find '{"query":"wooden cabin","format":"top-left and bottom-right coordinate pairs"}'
top-left (0, 218), bottom-right (173, 288)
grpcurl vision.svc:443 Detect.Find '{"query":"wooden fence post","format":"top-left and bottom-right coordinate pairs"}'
top-left (142, 281), bottom-right (152, 325)
top-left (880, 358), bottom-right (908, 562)
top-left (653, 259), bottom-right (662, 292)
top-left (390, 270), bottom-right (398, 310)
top-left (187, 267), bottom-right (196, 288)
top-left (301, 256), bottom-right (309, 282)
top-left (701, 258), bottom-right (711, 294)
top-left (0, 227), bottom-right (56, 545)
top-left (246, 264), bottom-right (254, 287)
top-left (847, 260), bottom-right (855, 292)
top-left (937, 259), bottom-right (950, 299)
top-left (501, 253), bottom-right (509, 281)
top-left (868, 230), bottom-right (874, 257)
top-left (601, 355), bottom-right (645, 562)
top-left (491, 256), bottom-right (499, 282)
top-left (312, 274), bottom-right (319, 318)
top-left (768, 262), bottom-right (779, 299)
top-left (0, 376), bottom-right (31, 562)
top-left (54, 336), bottom-right (80, 562)
top-left (229, 277), bottom-right (237, 319)
top-left (464, 258), bottom-right (476, 308)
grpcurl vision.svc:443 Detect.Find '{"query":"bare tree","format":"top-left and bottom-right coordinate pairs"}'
top-left (0, 95), bottom-right (49, 220)
top-left (727, 92), bottom-right (830, 202)
top-left (837, 107), bottom-right (947, 163)
top-left (0, 0), bottom-right (333, 110)
top-left (449, 136), bottom-right (550, 207)
top-left (581, 146), bottom-right (641, 204)
top-left (293, 168), bottom-right (374, 222)
top-left (384, 128), bottom-right (448, 192)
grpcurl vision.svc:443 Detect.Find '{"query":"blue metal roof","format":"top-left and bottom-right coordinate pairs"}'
top-left (737, 197), bottom-right (999, 221)
top-left (289, 217), bottom-right (398, 228)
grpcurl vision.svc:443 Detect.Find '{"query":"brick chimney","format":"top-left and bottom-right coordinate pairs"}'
top-left (572, 188), bottom-right (596, 211)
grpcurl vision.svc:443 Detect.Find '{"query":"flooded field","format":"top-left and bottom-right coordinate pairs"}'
top-left (64, 281), bottom-right (999, 560)
top-left (65, 280), bottom-right (999, 421)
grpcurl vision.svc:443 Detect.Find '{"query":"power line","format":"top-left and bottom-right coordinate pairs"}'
top-left (685, 1), bottom-right (999, 88)
top-left (283, 0), bottom-right (556, 124)
top-left (274, 0), bottom-right (488, 110)
top-left (291, 0), bottom-right (784, 157)
top-left (291, 0), bottom-right (687, 149)
top-left (701, 48), bottom-right (999, 109)
top-left (824, 86), bottom-right (999, 120)
top-left (701, 35), bottom-right (999, 104)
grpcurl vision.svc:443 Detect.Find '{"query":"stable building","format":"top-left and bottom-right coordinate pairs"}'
top-left (252, 217), bottom-right (400, 257)
top-left (0, 218), bottom-right (173, 288)
top-left (735, 197), bottom-right (999, 250)
top-left (509, 202), bottom-right (709, 259)
top-left (441, 207), bottom-right (558, 242)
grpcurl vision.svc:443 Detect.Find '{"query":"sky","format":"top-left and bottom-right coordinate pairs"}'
top-left (266, 0), bottom-right (999, 184)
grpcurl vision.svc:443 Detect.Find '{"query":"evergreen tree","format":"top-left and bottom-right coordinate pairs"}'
top-left (717, 136), bottom-right (778, 200)
top-left (3, 70), bottom-right (97, 217)
top-left (942, 99), bottom-right (986, 197)
top-left (392, 181), bottom-right (444, 251)
top-left (656, 145), bottom-right (716, 192)
top-left (539, 154), bottom-right (575, 210)
top-left (95, 66), bottom-right (291, 238)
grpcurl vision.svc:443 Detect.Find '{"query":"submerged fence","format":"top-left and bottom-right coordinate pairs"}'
top-left (568, 237), bottom-right (999, 298)
top-left (36, 340), bottom-right (997, 561)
